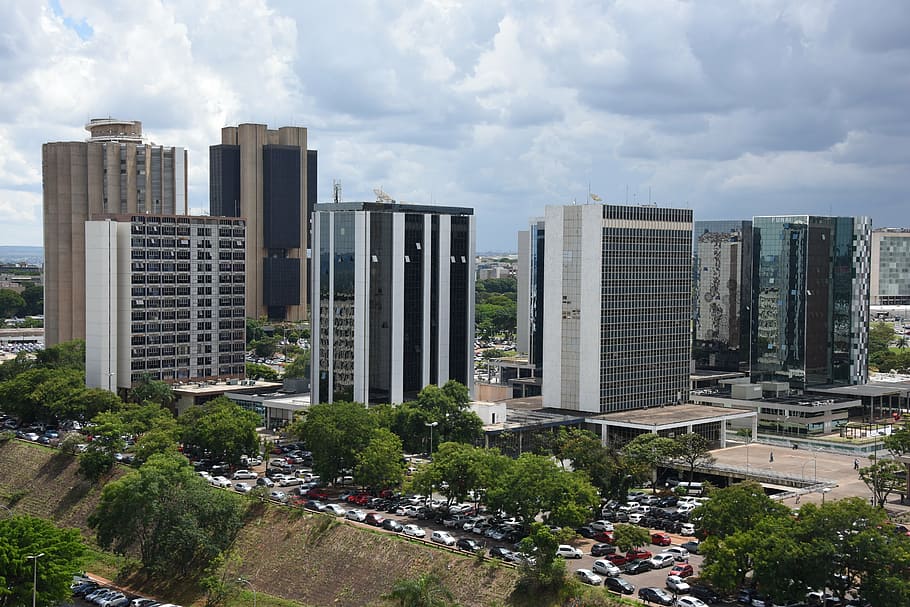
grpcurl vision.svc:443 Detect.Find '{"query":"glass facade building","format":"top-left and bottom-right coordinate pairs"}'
top-left (312, 202), bottom-right (475, 406)
top-left (871, 229), bottom-right (910, 305)
top-left (750, 215), bottom-right (871, 390)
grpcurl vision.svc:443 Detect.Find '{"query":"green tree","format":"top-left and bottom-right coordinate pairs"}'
top-left (251, 337), bottom-right (279, 359)
top-left (385, 572), bottom-right (457, 607)
top-left (859, 458), bottom-right (907, 507)
top-left (558, 428), bottom-right (632, 500)
top-left (127, 374), bottom-right (175, 408)
top-left (869, 321), bottom-right (896, 358)
top-left (885, 421), bottom-right (910, 456)
top-left (691, 481), bottom-right (790, 539)
top-left (245, 317), bottom-right (267, 345)
top-left (178, 397), bottom-right (259, 466)
top-left (0, 352), bottom-right (34, 381)
top-left (78, 411), bottom-right (126, 481)
top-left (0, 515), bottom-right (86, 607)
top-left (20, 284), bottom-right (43, 316)
top-left (516, 523), bottom-right (566, 593)
top-left (413, 442), bottom-right (505, 507)
top-left (354, 428), bottom-right (406, 489)
top-left (674, 433), bottom-right (716, 483)
top-left (0, 367), bottom-right (81, 422)
top-left (89, 452), bottom-right (245, 576)
top-left (34, 339), bottom-right (85, 370)
top-left (623, 433), bottom-right (680, 492)
top-left (245, 362), bottom-right (278, 381)
top-left (0, 288), bottom-right (25, 318)
top-left (133, 427), bottom-right (180, 465)
top-left (292, 401), bottom-right (377, 484)
top-left (283, 350), bottom-right (310, 380)
top-left (612, 523), bottom-right (650, 552)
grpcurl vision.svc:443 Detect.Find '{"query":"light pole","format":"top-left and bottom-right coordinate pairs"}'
top-left (27, 552), bottom-right (44, 607)
top-left (821, 487), bottom-right (831, 504)
top-left (424, 421), bottom-right (439, 457)
top-left (238, 577), bottom-right (257, 607)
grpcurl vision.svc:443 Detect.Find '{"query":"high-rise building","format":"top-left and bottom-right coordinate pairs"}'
top-left (870, 228), bottom-right (910, 305)
top-left (42, 119), bottom-right (187, 346)
top-left (516, 218), bottom-right (546, 368)
top-left (692, 220), bottom-right (753, 371)
top-left (750, 215), bottom-right (871, 390)
top-left (209, 124), bottom-right (315, 321)
top-left (85, 215), bottom-right (246, 391)
top-left (311, 201), bottom-right (475, 406)
top-left (542, 204), bottom-right (693, 413)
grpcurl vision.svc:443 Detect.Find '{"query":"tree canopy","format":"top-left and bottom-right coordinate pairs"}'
top-left (354, 428), bottom-right (406, 490)
top-left (178, 396), bottom-right (260, 466)
top-left (0, 288), bottom-right (25, 319)
top-left (245, 362), bottom-right (278, 381)
top-left (291, 401), bottom-right (377, 484)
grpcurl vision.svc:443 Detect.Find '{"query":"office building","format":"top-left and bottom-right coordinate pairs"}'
top-left (209, 124), bottom-right (316, 321)
top-left (871, 228), bottom-right (910, 305)
top-left (542, 204), bottom-right (693, 414)
top-left (85, 215), bottom-right (246, 391)
top-left (42, 119), bottom-right (187, 346)
top-left (692, 220), bottom-right (752, 371)
top-left (516, 218), bottom-right (546, 368)
top-left (311, 201), bottom-right (475, 406)
top-left (750, 215), bottom-right (871, 390)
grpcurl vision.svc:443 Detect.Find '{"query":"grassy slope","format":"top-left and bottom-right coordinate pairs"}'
top-left (0, 439), bottom-right (521, 606)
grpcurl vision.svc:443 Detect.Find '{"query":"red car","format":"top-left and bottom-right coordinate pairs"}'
top-left (346, 493), bottom-right (371, 505)
top-left (626, 547), bottom-right (652, 561)
top-left (593, 530), bottom-right (615, 543)
top-left (669, 563), bottom-right (694, 578)
top-left (306, 488), bottom-right (329, 500)
top-left (365, 512), bottom-right (385, 526)
top-left (605, 553), bottom-right (631, 566)
top-left (651, 532), bottom-right (672, 546)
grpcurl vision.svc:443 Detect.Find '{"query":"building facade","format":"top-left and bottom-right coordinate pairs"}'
top-left (692, 220), bottom-right (753, 372)
top-left (43, 119), bottom-right (187, 346)
top-left (871, 229), bottom-right (910, 305)
top-left (311, 202), bottom-right (475, 406)
top-left (750, 215), bottom-right (871, 391)
top-left (85, 215), bottom-right (246, 391)
top-left (542, 204), bottom-right (693, 413)
top-left (209, 124), bottom-right (316, 321)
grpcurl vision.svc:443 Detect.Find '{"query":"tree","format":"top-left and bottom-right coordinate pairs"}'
top-left (292, 401), bottom-right (377, 484)
top-left (859, 458), bottom-right (907, 507)
top-left (413, 442), bottom-right (505, 507)
top-left (178, 396), bottom-right (259, 466)
top-left (283, 350), bottom-right (310, 380)
top-left (0, 367), bottom-right (82, 422)
top-left (869, 321), bottom-right (896, 359)
top-left (385, 572), bottom-right (457, 607)
top-left (251, 337), bottom-right (279, 359)
top-left (623, 433), bottom-right (680, 492)
top-left (133, 427), bottom-right (180, 465)
top-left (127, 374), bottom-right (175, 408)
top-left (516, 523), bottom-right (566, 593)
top-left (79, 411), bottom-right (126, 481)
top-left (0, 288), bottom-right (25, 318)
top-left (354, 428), bottom-right (406, 489)
top-left (691, 481), bottom-right (790, 539)
top-left (0, 515), bottom-right (86, 607)
top-left (612, 523), bottom-right (650, 552)
top-left (89, 453), bottom-right (245, 576)
top-left (20, 284), bottom-right (43, 316)
top-left (34, 340), bottom-right (85, 370)
top-left (885, 421), bottom-right (910, 456)
top-left (674, 433), bottom-right (716, 483)
top-left (245, 362), bottom-right (278, 381)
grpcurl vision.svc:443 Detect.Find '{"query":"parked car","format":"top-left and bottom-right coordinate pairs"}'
top-left (681, 540), bottom-right (700, 554)
top-left (232, 469), bottom-right (257, 480)
top-left (488, 546), bottom-right (513, 560)
top-left (670, 563), bottom-right (695, 578)
top-left (233, 482), bottom-right (252, 493)
top-left (210, 476), bottom-right (232, 488)
top-left (279, 477), bottom-right (303, 487)
top-left (592, 559), bottom-right (621, 577)
top-left (676, 597), bottom-right (709, 607)
top-left (325, 503), bottom-right (347, 516)
top-left (622, 560), bottom-right (654, 575)
top-left (639, 587), bottom-right (675, 606)
top-left (456, 538), bottom-right (483, 552)
top-left (591, 519), bottom-right (614, 532)
top-left (306, 488), bottom-right (329, 500)
top-left (680, 522), bottom-right (696, 535)
top-left (604, 576), bottom-right (635, 595)
top-left (591, 542), bottom-right (616, 556)
top-left (689, 585), bottom-right (720, 604)
top-left (666, 575), bottom-right (691, 593)
top-left (575, 569), bottom-right (604, 586)
top-left (650, 532), bottom-right (672, 546)
top-left (556, 544), bottom-right (583, 559)
top-left (382, 519), bottom-right (404, 533)
top-left (256, 477), bottom-right (275, 488)
top-left (661, 546), bottom-right (690, 561)
top-left (431, 530), bottom-right (456, 546)
top-left (626, 547), bottom-right (652, 561)
top-left (365, 512), bottom-right (385, 526)
top-left (402, 524), bottom-right (426, 538)
top-left (304, 500), bottom-right (327, 512)
top-left (647, 553), bottom-right (676, 569)
top-left (576, 525), bottom-right (596, 538)
top-left (605, 553), bottom-right (632, 566)
top-left (268, 490), bottom-right (288, 502)
top-left (345, 509), bottom-right (367, 522)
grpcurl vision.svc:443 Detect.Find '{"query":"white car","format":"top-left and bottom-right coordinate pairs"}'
top-left (574, 569), bottom-right (603, 586)
top-left (233, 482), bottom-right (252, 493)
top-left (268, 490), bottom-right (288, 502)
top-left (627, 513), bottom-right (644, 524)
top-left (555, 544), bottom-right (583, 559)
top-left (647, 553), bottom-right (677, 569)
top-left (403, 524), bottom-right (426, 538)
top-left (680, 523), bottom-right (696, 536)
top-left (590, 519), bottom-right (614, 532)
top-left (278, 477), bottom-right (303, 487)
top-left (666, 575), bottom-right (691, 593)
top-left (676, 597), bottom-right (708, 607)
top-left (325, 503), bottom-right (347, 516)
top-left (210, 476), bottom-right (231, 488)
top-left (232, 469), bottom-right (257, 480)
top-left (256, 477), bottom-right (275, 488)
top-left (345, 509), bottom-right (367, 522)
top-left (430, 530), bottom-right (456, 546)
top-left (592, 559), bottom-right (621, 577)
top-left (677, 503), bottom-right (697, 514)
top-left (661, 547), bottom-right (690, 561)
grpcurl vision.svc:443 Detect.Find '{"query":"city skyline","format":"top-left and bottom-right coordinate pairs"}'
top-left (2, 1), bottom-right (910, 251)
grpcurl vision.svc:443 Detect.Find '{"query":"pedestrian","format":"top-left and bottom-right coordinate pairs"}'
top-left (769, 450), bottom-right (774, 463)
top-left (795, 494), bottom-right (801, 505)
top-left (854, 458), bottom-right (859, 470)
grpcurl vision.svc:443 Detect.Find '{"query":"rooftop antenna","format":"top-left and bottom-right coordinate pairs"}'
top-left (333, 180), bottom-right (342, 203)
top-left (625, 185), bottom-right (629, 205)
top-left (373, 187), bottom-right (394, 203)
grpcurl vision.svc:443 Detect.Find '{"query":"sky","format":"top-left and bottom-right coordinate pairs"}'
top-left (1, 0), bottom-right (909, 251)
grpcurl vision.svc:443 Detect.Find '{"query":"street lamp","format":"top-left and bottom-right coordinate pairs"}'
top-left (27, 553), bottom-right (44, 607)
top-left (424, 421), bottom-right (439, 456)
top-left (820, 487), bottom-right (831, 504)
top-left (238, 577), bottom-right (257, 607)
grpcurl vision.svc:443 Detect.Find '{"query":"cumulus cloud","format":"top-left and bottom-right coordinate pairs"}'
top-left (1, 0), bottom-right (908, 249)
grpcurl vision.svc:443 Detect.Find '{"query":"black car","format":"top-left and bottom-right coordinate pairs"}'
top-left (591, 543), bottom-right (616, 556)
top-left (657, 496), bottom-right (678, 507)
top-left (489, 546), bottom-right (512, 559)
top-left (456, 538), bottom-right (483, 552)
top-left (381, 519), bottom-right (403, 532)
top-left (576, 526), bottom-right (596, 538)
top-left (639, 587), bottom-right (675, 606)
top-left (604, 576), bottom-right (635, 595)
top-left (622, 560), bottom-right (654, 575)
top-left (690, 584), bottom-right (720, 603)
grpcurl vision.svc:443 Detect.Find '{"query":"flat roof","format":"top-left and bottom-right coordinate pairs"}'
top-left (690, 369), bottom-right (748, 379)
top-left (588, 403), bottom-right (755, 427)
top-left (811, 382), bottom-right (910, 397)
top-left (314, 201), bottom-right (473, 215)
top-left (173, 380), bottom-right (282, 395)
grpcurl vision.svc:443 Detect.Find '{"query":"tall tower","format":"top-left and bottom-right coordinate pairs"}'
top-left (750, 215), bottom-right (871, 389)
top-left (870, 228), bottom-right (910, 305)
top-left (42, 119), bottom-right (188, 346)
top-left (542, 204), bottom-right (693, 413)
top-left (209, 124), bottom-right (316, 321)
top-left (311, 201), bottom-right (475, 406)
